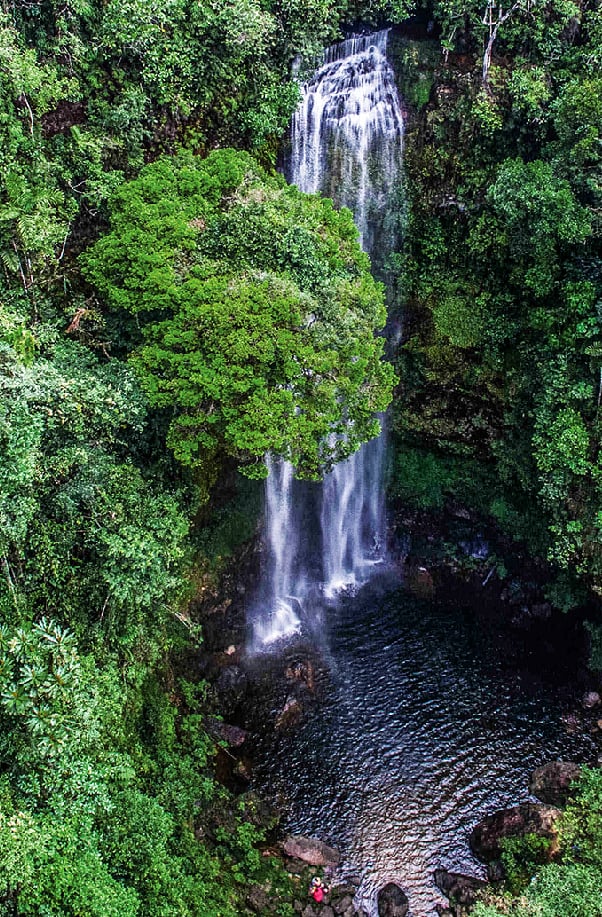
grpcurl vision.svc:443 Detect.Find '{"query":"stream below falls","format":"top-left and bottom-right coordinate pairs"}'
top-left (250, 578), bottom-right (597, 917)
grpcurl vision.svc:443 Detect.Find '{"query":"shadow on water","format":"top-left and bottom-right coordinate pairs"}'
top-left (249, 578), bottom-right (596, 917)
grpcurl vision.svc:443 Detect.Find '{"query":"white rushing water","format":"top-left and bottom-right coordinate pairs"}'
top-left (254, 456), bottom-right (302, 645)
top-left (255, 30), bottom-right (404, 644)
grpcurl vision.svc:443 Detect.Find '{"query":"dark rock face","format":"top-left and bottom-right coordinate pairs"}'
top-left (434, 869), bottom-right (487, 908)
top-left (282, 834), bottom-right (341, 866)
top-left (377, 883), bottom-right (409, 917)
top-left (215, 665), bottom-right (248, 714)
top-left (529, 761), bottom-right (581, 807)
top-left (470, 803), bottom-right (561, 862)
top-left (41, 100), bottom-right (86, 137)
top-left (406, 565), bottom-right (435, 598)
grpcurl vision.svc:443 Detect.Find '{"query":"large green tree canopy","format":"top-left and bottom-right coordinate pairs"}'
top-left (82, 149), bottom-right (395, 480)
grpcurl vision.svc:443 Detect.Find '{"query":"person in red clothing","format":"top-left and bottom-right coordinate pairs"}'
top-left (310, 877), bottom-right (326, 903)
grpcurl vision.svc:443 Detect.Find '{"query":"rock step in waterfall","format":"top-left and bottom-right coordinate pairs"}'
top-left (254, 30), bottom-right (404, 647)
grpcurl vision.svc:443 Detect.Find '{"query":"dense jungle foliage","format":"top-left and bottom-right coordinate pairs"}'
top-left (392, 0), bottom-right (602, 613)
top-left (0, 0), bottom-right (401, 911)
top-left (1, 0), bottom-right (602, 912)
top-left (472, 767), bottom-right (602, 916)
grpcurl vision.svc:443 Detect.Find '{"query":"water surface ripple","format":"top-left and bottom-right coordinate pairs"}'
top-left (252, 585), bottom-right (595, 917)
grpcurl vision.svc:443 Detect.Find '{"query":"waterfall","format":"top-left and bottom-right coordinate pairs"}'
top-left (290, 30), bottom-right (404, 253)
top-left (254, 456), bottom-right (302, 645)
top-left (254, 29), bottom-right (404, 644)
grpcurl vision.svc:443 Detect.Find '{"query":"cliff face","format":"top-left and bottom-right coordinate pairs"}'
top-left (384, 21), bottom-right (602, 623)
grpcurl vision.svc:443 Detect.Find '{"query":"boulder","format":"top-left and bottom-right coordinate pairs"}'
top-left (470, 803), bottom-right (561, 862)
top-left (234, 759), bottom-right (252, 782)
top-left (561, 712), bottom-right (581, 734)
top-left (285, 659), bottom-right (316, 692)
top-left (529, 761), bottom-right (581, 807)
top-left (486, 861), bottom-right (505, 882)
top-left (206, 718), bottom-right (248, 747)
top-left (276, 694), bottom-right (303, 729)
top-left (377, 883), bottom-right (409, 917)
top-left (215, 665), bottom-right (248, 704)
top-left (333, 895), bottom-right (354, 914)
top-left (582, 691), bottom-right (601, 709)
top-left (406, 566), bottom-right (435, 598)
top-left (434, 869), bottom-right (487, 908)
top-left (282, 835), bottom-right (341, 866)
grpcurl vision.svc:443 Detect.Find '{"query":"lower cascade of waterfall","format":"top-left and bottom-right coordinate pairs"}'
top-left (252, 29), bottom-right (403, 647)
top-left (321, 431), bottom-right (387, 599)
top-left (253, 457), bottom-right (303, 646)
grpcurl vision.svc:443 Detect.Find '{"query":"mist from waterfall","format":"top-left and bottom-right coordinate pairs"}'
top-left (254, 30), bottom-right (404, 646)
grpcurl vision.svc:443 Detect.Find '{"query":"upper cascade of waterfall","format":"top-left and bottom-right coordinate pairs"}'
top-left (322, 29), bottom-right (390, 64)
top-left (290, 29), bottom-right (404, 253)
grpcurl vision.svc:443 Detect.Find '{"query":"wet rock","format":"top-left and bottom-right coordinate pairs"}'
top-left (285, 659), bottom-right (316, 692)
top-left (377, 882), bottom-right (409, 917)
top-left (470, 803), bottom-right (561, 862)
top-left (294, 902), bottom-right (304, 913)
top-left (321, 908), bottom-right (335, 917)
top-left (234, 759), bottom-right (252, 782)
top-left (435, 909), bottom-right (453, 917)
top-left (561, 712), bottom-right (581, 734)
top-left (333, 895), bottom-right (354, 913)
top-left (582, 691), bottom-right (601, 709)
top-left (276, 694), bottom-right (303, 728)
top-left (302, 907), bottom-right (317, 917)
top-left (341, 877), bottom-right (362, 890)
top-left (215, 665), bottom-right (248, 707)
top-left (434, 869), bottom-right (487, 907)
top-left (529, 761), bottom-right (581, 807)
top-left (486, 860), bottom-right (505, 882)
top-left (282, 835), bottom-right (341, 866)
top-left (406, 566), bottom-right (435, 598)
top-left (246, 885), bottom-right (270, 913)
top-left (206, 718), bottom-right (248, 747)
top-left (221, 723), bottom-right (248, 746)
top-left (332, 883), bottom-right (358, 896)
